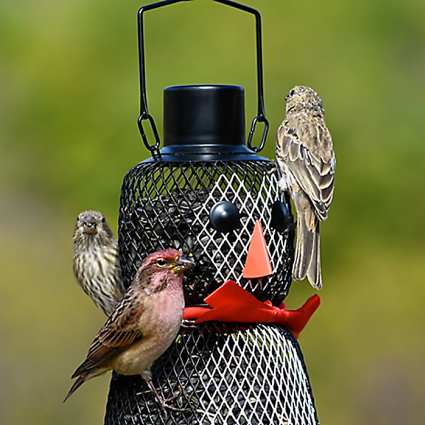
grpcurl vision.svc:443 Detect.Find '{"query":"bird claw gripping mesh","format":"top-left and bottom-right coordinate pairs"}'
top-left (105, 160), bottom-right (319, 424)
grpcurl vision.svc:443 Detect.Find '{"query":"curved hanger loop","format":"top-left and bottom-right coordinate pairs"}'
top-left (137, 0), bottom-right (269, 157)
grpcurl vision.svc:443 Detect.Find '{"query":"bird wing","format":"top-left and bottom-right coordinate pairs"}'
top-left (109, 239), bottom-right (126, 296)
top-left (72, 286), bottom-right (144, 377)
top-left (277, 120), bottom-right (335, 221)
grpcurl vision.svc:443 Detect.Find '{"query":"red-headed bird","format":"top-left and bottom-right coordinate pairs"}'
top-left (276, 86), bottom-right (336, 289)
top-left (64, 248), bottom-right (194, 406)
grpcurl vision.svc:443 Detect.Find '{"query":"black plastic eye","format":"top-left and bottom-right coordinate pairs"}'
top-left (271, 200), bottom-right (293, 232)
top-left (209, 201), bottom-right (241, 234)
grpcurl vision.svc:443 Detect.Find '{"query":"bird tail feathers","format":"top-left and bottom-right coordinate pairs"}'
top-left (293, 212), bottom-right (322, 290)
top-left (307, 223), bottom-right (322, 289)
top-left (63, 374), bottom-right (88, 402)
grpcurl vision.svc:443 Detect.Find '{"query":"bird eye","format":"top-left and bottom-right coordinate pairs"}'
top-left (156, 259), bottom-right (167, 267)
top-left (101, 217), bottom-right (105, 223)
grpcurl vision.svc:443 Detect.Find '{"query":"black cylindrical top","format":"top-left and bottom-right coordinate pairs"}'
top-left (164, 85), bottom-right (245, 147)
top-left (155, 84), bottom-right (266, 161)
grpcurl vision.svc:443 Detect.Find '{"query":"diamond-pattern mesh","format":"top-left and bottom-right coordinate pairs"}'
top-left (105, 159), bottom-right (319, 424)
top-left (105, 324), bottom-right (318, 425)
top-left (118, 161), bottom-right (292, 304)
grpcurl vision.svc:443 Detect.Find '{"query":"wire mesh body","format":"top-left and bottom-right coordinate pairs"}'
top-left (105, 324), bottom-right (318, 425)
top-left (105, 159), bottom-right (319, 424)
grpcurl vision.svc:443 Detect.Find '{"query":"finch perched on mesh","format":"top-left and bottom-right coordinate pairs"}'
top-left (73, 211), bottom-right (125, 316)
top-left (276, 86), bottom-right (336, 289)
top-left (64, 248), bottom-right (194, 408)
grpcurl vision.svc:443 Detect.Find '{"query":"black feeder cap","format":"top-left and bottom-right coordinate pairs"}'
top-left (159, 85), bottom-right (266, 161)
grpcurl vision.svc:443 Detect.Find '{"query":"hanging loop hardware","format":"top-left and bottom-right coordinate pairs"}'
top-left (137, 0), bottom-right (269, 158)
top-left (248, 114), bottom-right (269, 153)
top-left (137, 113), bottom-right (161, 159)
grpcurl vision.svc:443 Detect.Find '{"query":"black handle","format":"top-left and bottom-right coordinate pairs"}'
top-left (137, 0), bottom-right (269, 158)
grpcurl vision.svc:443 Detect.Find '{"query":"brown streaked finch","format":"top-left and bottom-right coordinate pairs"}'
top-left (276, 86), bottom-right (336, 289)
top-left (64, 248), bottom-right (194, 409)
top-left (73, 211), bottom-right (124, 316)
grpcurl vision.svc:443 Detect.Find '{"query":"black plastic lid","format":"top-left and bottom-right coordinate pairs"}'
top-left (153, 84), bottom-right (266, 162)
top-left (164, 84), bottom-right (245, 146)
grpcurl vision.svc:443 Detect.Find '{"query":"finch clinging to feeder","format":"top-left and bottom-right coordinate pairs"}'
top-left (64, 248), bottom-right (194, 408)
top-left (73, 210), bottom-right (124, 316)
top-left (276, 86), bottom-right (336, 289)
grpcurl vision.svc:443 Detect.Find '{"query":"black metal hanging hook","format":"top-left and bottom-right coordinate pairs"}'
top-left (137, 0), bottom-right (269, 157)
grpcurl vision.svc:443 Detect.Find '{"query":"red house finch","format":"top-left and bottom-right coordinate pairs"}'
top-left (64, 248), bottom-right (194, 408)
top-left (73, 211), bottom-right (124, 316)
top-left (276, 86), bottom-right (336, 289)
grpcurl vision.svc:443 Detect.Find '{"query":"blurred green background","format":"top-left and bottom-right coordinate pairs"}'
top-left (1, 0), bottom-right (424, 424)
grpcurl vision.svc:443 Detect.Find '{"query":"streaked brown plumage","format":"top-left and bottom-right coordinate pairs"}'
top-left (64, 248), bottom-right (194, 405)
top-left (276, 86), bottom-right (336, 289)
top-left (73, 211), bottom-right (124, 316)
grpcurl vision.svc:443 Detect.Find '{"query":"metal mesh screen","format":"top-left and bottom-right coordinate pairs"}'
top-left (105, 159), bottom-right (319, 424)
top-left (105, 324), bottom-right (318, 425)
top-left (118, 160), bottom-right (292, 304)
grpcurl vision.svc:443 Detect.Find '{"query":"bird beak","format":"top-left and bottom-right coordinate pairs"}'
top-left (174, 255), bottom-right (195, 273)
top-left (82, 222), bottom-right (97, 235)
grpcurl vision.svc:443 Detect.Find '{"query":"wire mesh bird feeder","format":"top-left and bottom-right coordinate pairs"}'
top-left (105, 1), bottom-right (320, 424)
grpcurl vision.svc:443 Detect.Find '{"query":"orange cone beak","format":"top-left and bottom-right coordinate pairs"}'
top-left (242, 220), bottom-right (273, 279)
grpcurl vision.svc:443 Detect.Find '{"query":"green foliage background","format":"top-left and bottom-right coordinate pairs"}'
top-left (1, 1), bottom-right (424, 424)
